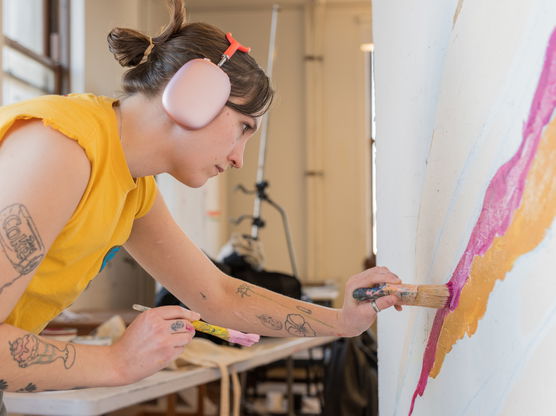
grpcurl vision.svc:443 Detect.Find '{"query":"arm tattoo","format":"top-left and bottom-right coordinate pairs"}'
top-left (0, 204), bottom-right (45, 295)
top-left (257, 314), bottom-right (283, 331)
top-left (9, 334), bottom-right (76, 369)
top-left (236, 283), bottom-right (254, 298)
top-left (236, 283), bottom-right (333, 330)
top-left (16, 383), bottom-right (37, 393)
top-left (0, 379), bottom-right (7, 391)
top-left (284, 314), bottom-right (316, 337)
top-left (296, 305), bottom-right (312, 314)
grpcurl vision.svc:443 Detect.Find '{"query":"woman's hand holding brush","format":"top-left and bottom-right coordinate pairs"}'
top-left (353, 283), bottom-right (452, 309)
top-left (338, 266), bottom-right (403, 337)
top-left (108, 305), bottom-right (200, 385)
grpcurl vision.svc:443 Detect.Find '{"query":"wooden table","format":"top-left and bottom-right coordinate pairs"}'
top-left (4, 336), bottom-right (337, 416)
top-left (45, 309), bottom-right (140, 335)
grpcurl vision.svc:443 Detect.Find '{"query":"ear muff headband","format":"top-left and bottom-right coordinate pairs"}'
top-left (162, 33), bottom-right (251, 130)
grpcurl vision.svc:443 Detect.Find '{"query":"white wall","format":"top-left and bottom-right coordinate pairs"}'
top-left (71, 0), bottom-right (139, 95)
top-left (186, 0), bottom-right (372, 290)
top-left (69, 0), bottom-right (155, 311)
top-left (375, 0), bottom-right (556, 414)
top-left (373, 1), bottom-right (457, 412)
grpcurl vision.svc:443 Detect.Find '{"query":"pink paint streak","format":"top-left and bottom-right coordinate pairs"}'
top-left (409, 27), bottom-right (556, 415)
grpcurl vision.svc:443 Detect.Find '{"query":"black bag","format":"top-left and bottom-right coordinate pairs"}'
top-left (155, 254), bottom-right (302, 344)
top-left (220, 252), bottom-right (302, 299)
top-left (231, 268), bottom-right (302, 300)
top-left (322, 331), bottom-right (378, 416)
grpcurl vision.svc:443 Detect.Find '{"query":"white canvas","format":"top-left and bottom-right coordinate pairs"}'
top-left (374, 0), bottom-right (556, 414)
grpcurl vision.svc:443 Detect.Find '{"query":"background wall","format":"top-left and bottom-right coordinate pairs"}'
top-left (67, 0), bottom-right (373, 310)
top-left (68, 0), bottom-right (155, 310)
top-left (184, 0), bottom-right (372, 292)
top-left (373, 0), bottom-right (457, 412)
top-left (375, 0), bottom-right (556, 414)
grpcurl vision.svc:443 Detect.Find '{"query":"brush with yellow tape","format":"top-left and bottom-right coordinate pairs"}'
top-left (132, 304), bottom-right (260, 346)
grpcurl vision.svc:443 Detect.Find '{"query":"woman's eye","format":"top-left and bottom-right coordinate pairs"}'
top-left (242, 123), bottom-right (251, 134)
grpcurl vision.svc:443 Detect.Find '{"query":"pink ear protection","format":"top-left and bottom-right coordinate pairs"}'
top-left (162, 33), bottom-right (251, 130)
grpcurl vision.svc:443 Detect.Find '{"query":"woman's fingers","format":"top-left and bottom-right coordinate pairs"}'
top-left (169, 319), bottom-right (195, 334)
top-left (153, 305), bottom-right (201, 322)
top-left (366, 266), bottom-right (401, 284)
top-left (374, 294), bottom-right (400, 312)
top-left (340, 267), bottom-right (404, 336)
top-left (353, 266), bottom-right (401, 287)
top-left (140, 308), bottom-right (197, 341)
top-left (347, 267), bottom-right (402, 300)
top-left (171, 331), bottom-right (195, 349)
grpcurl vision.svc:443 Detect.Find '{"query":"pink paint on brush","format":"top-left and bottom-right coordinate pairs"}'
top-left (228, 329), bottom-right (260, 347)
top-left (409, 28), bottom-right (556, 415)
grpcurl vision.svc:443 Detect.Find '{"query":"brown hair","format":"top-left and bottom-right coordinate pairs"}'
top-left (107, 0), bottom-right (273, 117)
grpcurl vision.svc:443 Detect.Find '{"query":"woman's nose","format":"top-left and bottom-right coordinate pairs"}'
top-left (228, 142), bottom-right (245, 169)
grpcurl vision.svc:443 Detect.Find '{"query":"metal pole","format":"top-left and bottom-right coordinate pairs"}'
top-left (266, 197), bottom-right (299, 278)
top-left (251, 4), bottom-right (279, 240)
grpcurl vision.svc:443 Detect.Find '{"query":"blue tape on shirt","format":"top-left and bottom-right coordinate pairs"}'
top-left (100, 246), bottom-right (122, 272)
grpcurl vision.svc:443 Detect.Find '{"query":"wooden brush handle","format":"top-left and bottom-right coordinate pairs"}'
top-left (353, 284), bottom-right (419, 304)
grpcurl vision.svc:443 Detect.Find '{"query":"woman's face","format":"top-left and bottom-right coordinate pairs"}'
top-left (166, 98), bottom-right (259, 188)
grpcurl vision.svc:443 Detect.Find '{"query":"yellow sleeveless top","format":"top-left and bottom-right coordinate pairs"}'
top-left (0, 93), bottom-right (157, 333)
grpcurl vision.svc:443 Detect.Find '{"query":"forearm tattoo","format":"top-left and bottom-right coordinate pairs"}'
top-left (0, 204), bottom-right (45, 295)
top-left (296, 305), bottom-right (312, 314)
top-left (1, 377), bottom-right (87, 393)
top-left (236, 283), bottom-right (254, 298)
top-left (235, 283), bottom-right (333, 330)
top-left (9, 334), bottom-right (76, 369)
top-left (257, 314), bottom-right (283, 331)
top-left (16, 383), bottom-right (37, 393)
top-left (285, 314), bottom-right (316, 337)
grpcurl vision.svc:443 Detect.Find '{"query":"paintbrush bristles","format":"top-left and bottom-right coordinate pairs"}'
top-left (382, 284), bottom-right (450, 308)
top-left (413, 284), bottom-right (451, 308)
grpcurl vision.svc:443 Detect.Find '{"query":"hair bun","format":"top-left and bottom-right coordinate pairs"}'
top-left (107, 27), bottom-right (153, 67)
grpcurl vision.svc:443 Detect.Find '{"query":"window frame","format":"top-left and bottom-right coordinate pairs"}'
top-left (2, 0), bottom-right (70, 96)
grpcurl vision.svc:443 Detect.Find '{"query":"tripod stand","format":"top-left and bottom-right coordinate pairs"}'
top-left (230, 5), bottom-right (298, 279)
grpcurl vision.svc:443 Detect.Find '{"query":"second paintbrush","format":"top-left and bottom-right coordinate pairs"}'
top-left (352, 283), bottom-right (451, 309)
top-left (132, 304), bottom-right (260, 346)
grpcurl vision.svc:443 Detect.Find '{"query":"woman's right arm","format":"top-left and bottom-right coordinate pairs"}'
top-left (0, 120), bottom-right (196, 392)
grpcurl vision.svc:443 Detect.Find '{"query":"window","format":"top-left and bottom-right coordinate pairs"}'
top-left (2, 0), bottom-right (69, 104)
top-left (361, 42), bottom-right (376, 260)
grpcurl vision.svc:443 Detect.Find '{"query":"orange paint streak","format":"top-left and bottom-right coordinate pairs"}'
top-left (430, 116), bottom-right (556, 377)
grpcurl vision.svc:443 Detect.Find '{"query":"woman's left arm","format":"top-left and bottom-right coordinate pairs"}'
top-left (125, 191), bottom-right (401, 338)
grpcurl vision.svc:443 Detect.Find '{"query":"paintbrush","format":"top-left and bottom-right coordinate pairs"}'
top-left (352, 283), bottom-right (452, 309)
top-left (132, 304), bottom-right (260, 347)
